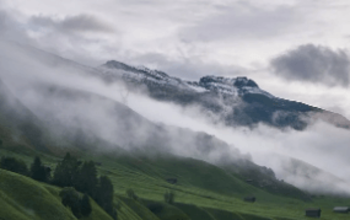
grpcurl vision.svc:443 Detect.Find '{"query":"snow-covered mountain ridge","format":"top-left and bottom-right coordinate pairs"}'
top-left (98, 60), bottom-right (350, 130)
top-left (99, 60), bottom-right (274, 99)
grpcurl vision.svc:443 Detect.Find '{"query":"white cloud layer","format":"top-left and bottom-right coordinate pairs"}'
top-left (0, 0), bottom-right (350, 195)
top-left (1, 0), bottom-right (349, 119)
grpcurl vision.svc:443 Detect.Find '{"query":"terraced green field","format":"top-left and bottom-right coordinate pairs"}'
top-left (1, 147), bottom-right (350, 220)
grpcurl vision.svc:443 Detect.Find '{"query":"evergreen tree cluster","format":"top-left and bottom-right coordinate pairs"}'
top-left (53, 153), bottom-right (117, 219)
top-left (0, 155), bottom-right (51, 181)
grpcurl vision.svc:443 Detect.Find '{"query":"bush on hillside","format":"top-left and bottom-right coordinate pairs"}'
top-left (147, 202), bottom-right (163, 214)
top-left (59, 187), bottom-right (82, 218)
top-left (80, 193), bottom-right (92, 217)
top-left (164, 191), bottom-right (175, 204)
top-left (30, 156), bottom-right (51, 182)
top-left (126, 189), bottom-right (138, 200)
top-left (0, 156), bottom-right (29, 176)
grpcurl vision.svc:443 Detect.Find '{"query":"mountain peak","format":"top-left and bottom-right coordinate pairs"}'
top-left (104, 60), bottom-right (135, 71)
top-left (234, 77), bottom-right (259, 88)
top-left (197, 75), bottom-right (265, 97)
top-left (99, 60), bottom-right (273, 98)
top-left (199, 75), bottom-right (259, 88)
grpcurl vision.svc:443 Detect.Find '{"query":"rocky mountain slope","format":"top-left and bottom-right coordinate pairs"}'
top-left (98, 60), bottom-right (350, 130)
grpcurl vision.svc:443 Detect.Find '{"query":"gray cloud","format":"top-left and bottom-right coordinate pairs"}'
top-left (271, 44), bottom-right (350, 87)
top-left (29, 14), bottom-right (113, 33)
top-left (180, 3), bottom-right (301, 42)
top-left (0, 8), bottom-right (118, 66)
top-left (0, 10), bottom-right (32, 43)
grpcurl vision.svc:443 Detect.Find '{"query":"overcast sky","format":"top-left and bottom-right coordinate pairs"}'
top-left (1, 0), bottom-right (350, 118)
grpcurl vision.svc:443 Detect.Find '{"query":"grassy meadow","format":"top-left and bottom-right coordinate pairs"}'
top-left (0, 146), bottom-right (350, 220)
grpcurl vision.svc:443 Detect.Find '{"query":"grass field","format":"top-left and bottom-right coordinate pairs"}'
top-left (1, 147), bottom-right (350, 220)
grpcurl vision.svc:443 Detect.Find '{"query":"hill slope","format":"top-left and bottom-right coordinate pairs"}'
top-left (2, 149), bottom-right (350, 220)
top-left (0, 168), bottom-right (113, 220)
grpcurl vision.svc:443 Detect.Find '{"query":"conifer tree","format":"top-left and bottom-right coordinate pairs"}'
top-left (75, 161), bottom-right (98, 197)
top-left (30, 156), bottom-right (49, 182)
top-left (80, 193), bottom-right (92, 217)
top-left (53, 153), bottom-right (80, 187)
top-left (96, 176), bottom-right (116, 219)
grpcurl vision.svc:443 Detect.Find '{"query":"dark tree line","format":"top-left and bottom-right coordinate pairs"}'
top-left (0, 156), bottom-right (29, 176)
top-left (0, 156), bottom-right (50, 181)
top-left (0, 153), bottom-right (116, 220)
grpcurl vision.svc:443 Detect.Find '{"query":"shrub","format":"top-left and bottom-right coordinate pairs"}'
top-left (80, 193), bottom-right (92, 217)
top-left (0, 156), bottom-right (29, 176)
top-left (147, 203), bottom-right (163, 214)
top-left (59, 187), bottom-right (82, 218)
top-left (126, 189), bottom-right (138, 200)
top-left (164, 191), bottom-right (175, 204)
top-left (30, 156), bottom-right (50, 182)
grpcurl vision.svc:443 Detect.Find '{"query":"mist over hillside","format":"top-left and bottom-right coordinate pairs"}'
top-left (0, 41), bottom-right (350, 197)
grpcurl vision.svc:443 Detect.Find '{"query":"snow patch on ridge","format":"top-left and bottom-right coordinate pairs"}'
top-left (99, 60), bottom-right (275, 99)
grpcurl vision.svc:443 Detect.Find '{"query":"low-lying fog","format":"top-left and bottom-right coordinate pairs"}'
top-left (1, 41), bottom-right (350, 196)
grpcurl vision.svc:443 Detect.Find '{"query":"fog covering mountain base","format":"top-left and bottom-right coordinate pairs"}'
top-left (0, 41), bottom-right (350, 196)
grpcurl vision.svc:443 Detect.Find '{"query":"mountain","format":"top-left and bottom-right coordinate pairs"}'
top-left (1, 43), bottom-right (348, 198)
top-left (0, 42), bottom-right (313, 200)
top-left (5, 42), bottom-right (349, 131)
top-left (98, 60), bottom-right (350, 130)
top-left (2, 43), bottom-right (350, 220)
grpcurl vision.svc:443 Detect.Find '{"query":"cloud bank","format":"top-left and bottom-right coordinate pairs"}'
top-left (271, 44), bottom-right (350, 87)
top-left (29, 14), bottom-right (114, 34)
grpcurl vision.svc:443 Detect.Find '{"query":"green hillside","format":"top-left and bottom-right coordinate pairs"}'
top-left (1, 148), bottom-right (350, 220)
top-left (0, 75), bottom-right (349, 220)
